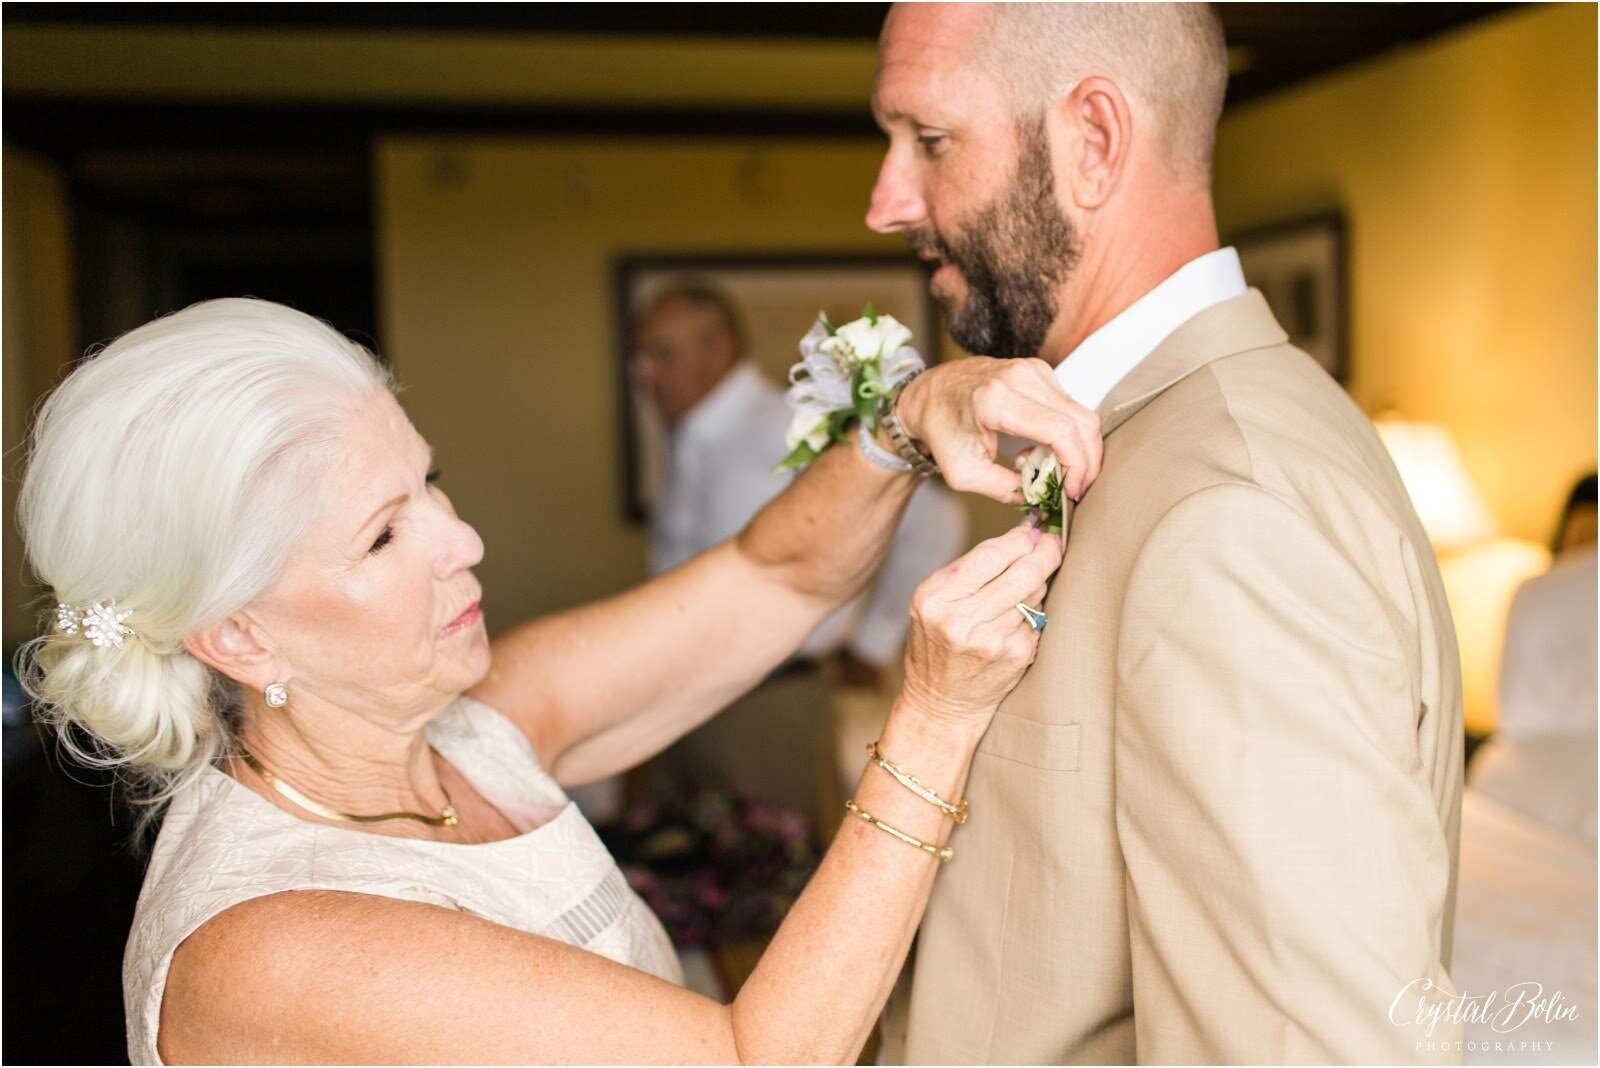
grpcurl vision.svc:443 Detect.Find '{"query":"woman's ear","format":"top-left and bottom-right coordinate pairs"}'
top-left (1057, 75), bottom-right (1133, 210)
top-left (183, 615), bottom-right (278, 692)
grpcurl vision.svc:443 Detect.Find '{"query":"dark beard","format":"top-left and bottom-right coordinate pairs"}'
top-left (909, 116), bottom-right (1081, 358)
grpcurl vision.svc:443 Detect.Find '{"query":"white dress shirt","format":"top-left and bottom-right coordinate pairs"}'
top-left (1053, 247), bottom-right (1248, 409)
top-left (649, 360), bottom-right (968, 667)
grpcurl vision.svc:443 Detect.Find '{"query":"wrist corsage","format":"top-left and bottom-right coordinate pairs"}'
top-left (1017, 445), bottom-right (1066, 535)
top-left (775, 304), bottom-right (927, 472)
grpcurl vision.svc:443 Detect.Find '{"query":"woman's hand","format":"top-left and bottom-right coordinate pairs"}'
top-left (895, 357), bottom-right (1103, 504)
top-left (898, 525), bottom-right (1065, 731)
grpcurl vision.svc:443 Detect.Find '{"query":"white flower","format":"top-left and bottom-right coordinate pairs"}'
top-left (1018, 446), bottom-right (1063, 508)
top-left (81, 600), bottom-right (134, 649)
top-left (821, 313), bottom-right (914, 366)
top-left (785, 412), bottom-right (831, 454)
top-left (776, 307), bottom-right (926, 471)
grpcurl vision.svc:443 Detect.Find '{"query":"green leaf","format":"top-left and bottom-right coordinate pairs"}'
top-left (820, 312), bottom-right (836, 337)
top-left (857, 361), bottom-right (888, 398)
top-left (851, 366), bottom-right (879, 433)
top-left (772, 441), bottom-right (819, 473)
top-left (827, 409), bottom-right (855, 440)
top-left (863, 302), bottom-right (877, 326)
top-left (1014, 503), bottom-right (1065, 537)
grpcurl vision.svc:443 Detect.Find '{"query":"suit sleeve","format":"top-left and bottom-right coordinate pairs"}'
top-left (1114, 482), bottom-right (1461, 1064)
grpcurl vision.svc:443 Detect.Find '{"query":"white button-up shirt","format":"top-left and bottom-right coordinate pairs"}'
top-left (1053, 247), bottom-right (1248, 409)
top-left (649, 360), bottom-right (968, 666)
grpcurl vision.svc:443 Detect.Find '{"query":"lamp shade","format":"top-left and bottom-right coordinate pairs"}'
top-left (1439, 536), bottom-right (1553, 734)
top-left (1374, 418), bottom-right (1498, 551)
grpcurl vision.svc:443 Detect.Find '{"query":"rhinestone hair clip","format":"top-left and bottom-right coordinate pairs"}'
top-left (56, 599), bottom-right (136, 649)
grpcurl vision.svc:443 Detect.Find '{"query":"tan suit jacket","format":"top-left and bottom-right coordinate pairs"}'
top-left (882, 291), bottom-right (1464, 1064)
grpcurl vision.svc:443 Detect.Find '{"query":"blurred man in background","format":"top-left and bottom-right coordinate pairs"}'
top-left (629, 280), bottom-right (968, 823)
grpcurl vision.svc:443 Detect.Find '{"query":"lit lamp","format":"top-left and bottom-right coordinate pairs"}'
top-left (1374, 416), bottom-right (1551, 735)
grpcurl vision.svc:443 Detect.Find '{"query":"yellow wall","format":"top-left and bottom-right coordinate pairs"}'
top-left (2, 147), bottom-right (78, 647)
top-left (3, 25), bottom-right (877, 109)
top-left (1214, 2), bottom-right (1597, 543)
top-left (377, 139), bottom-right (1014, 625)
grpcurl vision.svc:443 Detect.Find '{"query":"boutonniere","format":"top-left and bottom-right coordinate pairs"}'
top-left (776, 304), bottom-right (926, 472)
top-left (1017, 445), bottom-right (1066, 534)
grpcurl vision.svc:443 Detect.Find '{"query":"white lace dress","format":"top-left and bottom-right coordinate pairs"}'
top-left (122, 694), bottom-right (684, 1065)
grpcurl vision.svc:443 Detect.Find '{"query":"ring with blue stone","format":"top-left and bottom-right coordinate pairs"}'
top-left (1015, 602), bottom-right (1048, 632)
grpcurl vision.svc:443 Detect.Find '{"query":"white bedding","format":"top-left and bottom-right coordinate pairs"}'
top-left (1452, 788), bottom-right (1597, 1065)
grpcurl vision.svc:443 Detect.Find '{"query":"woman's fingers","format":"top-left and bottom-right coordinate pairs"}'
top-left (1015, 582), bottom-right (1049, 617)
top-left (900, 356), bottom-right (1103, 505)
top-left (967, 533), bottom-right (1064, 620)
top-left (941, 452), bottom-right (1029, 503)
top-left (901, 524), bottom-right (1056, 725)
top-left (922, 526), bottom-right (1039, 602)
top-left (974, 383), bottom-right (1102, 501)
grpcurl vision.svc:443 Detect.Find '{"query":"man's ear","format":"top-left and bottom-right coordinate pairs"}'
top-left (1056, 76), bottom-right (1133, 210)
top-left (183, 615), bottom-right (279, 692)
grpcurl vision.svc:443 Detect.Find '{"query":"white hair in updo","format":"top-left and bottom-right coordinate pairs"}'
top-left (15, 298), bottom-right (393, 832)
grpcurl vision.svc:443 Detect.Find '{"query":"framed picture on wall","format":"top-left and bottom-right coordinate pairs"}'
top-left (1232, 212), bottom-right (1348, 383)
top-left (614, 253), bottom-right (936, 524)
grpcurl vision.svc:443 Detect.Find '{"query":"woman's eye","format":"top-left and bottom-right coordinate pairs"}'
top-left (426, 469), bottom-right (441, 485)
top-left (369, 526), bottom-right (395, 555)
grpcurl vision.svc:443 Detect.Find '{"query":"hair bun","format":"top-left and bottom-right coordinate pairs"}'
top-left (20, 625), bottom-right (219, 774)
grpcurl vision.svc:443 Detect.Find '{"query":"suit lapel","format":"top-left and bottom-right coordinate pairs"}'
top-left (1050, 290), bottom-right (1285, 541)
top-left (1094, 288), bottom-right (1288, 437)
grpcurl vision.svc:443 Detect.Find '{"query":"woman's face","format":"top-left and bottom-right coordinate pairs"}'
top-left (248, 390), bottom-right (490, 724)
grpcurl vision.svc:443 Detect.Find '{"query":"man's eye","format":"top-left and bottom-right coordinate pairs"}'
top-left (369, 526), bottom-right (395, 555)
top-left (917, 134), bottom-right (949, 156)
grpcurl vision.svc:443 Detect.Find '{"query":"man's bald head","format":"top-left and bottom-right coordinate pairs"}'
top-left (965, 3), bottom-right (1228, 186)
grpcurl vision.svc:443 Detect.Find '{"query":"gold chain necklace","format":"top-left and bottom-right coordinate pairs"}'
top-left (236, 745), bottom-right (459, 829)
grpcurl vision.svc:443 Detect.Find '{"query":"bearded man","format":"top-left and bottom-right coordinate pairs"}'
top-left (871, 4), bottom-right (1465, 1063)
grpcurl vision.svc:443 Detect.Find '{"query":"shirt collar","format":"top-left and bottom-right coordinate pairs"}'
top-left (1053, 246), bottom-right (1247, 411)
top-left (676, 360), bottom-right (770, 444)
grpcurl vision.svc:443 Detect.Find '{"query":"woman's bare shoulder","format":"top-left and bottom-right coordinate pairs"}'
top-left (161, 890), bottom-right (452, 1062)
top-left (159, 888), bottom-right (729, 1065)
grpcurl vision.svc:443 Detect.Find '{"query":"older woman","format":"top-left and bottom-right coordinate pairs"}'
top-left (17, 298), bottom-right (1100, 1065)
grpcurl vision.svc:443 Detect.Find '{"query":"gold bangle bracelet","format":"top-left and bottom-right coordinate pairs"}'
top-left (866, 740), bottom-right (969, 824)
top-left (844, 799), bottom-right (954, 862)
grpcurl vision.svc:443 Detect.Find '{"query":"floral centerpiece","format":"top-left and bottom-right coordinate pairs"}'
top-left (599, 788), bottom-right (820, 949)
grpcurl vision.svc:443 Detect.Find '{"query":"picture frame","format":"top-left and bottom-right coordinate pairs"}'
top-left (614, 253), bottom-right (936, 524)
top-left (1231, 212), bottom-right (1348, 383)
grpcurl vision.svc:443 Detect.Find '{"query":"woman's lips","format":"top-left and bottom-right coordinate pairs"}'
top-left (441, 600), bottom-right (482, 636)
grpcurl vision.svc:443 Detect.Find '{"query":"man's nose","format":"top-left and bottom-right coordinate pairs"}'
top-left (865, 149), bottom-right (927, 234)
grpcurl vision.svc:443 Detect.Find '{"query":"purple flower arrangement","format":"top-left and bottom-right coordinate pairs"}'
top-left (599, 788), bottom-right (820, 948)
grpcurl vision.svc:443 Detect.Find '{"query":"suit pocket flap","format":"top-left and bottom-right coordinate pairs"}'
top-left (976, 713), bottom-right (1080, 771)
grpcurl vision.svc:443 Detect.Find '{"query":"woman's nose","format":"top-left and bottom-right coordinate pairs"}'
top-left (433, 500), bottom-right (485, 578)
top-left (865, 149), bottom-right (927, 234)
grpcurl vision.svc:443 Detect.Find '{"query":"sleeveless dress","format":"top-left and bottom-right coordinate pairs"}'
top-left (122, 694), bottom-right (684, 1065)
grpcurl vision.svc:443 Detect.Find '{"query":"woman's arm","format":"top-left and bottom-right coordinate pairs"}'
top-left (471, 358), bottom-right (1098, 784)
top-left (163, 529), bottom-right (1063, 1065)
top-left (474, 426), bottom-right (916, 785)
